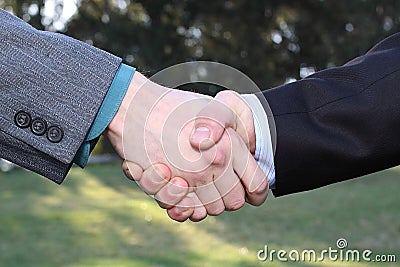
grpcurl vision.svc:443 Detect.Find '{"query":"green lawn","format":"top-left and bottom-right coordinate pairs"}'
top-left (0, 163), bottom-right (398, 267)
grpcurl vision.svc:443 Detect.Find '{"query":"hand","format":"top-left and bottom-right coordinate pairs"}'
top-left (190, 90), bottom-right (256, 153)
top-left (166, 90), bottom-right (269, 221)
top-left (105, 72), bottom-right (268, 221)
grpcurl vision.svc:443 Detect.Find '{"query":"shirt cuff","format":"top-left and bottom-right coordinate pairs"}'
top-left (73, 64), bottom-right (136, 167)
top-left (242, 94), bottom-right (276, 188)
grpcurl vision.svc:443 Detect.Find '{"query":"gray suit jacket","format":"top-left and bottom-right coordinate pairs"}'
top-left (0, 9), bottom-right (121, 183)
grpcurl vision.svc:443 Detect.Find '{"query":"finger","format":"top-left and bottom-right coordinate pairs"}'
top-left (190, 90), bottom-right (254, 151)
top-left (122, 161), bottom-right (143, 181)
top-left (190, 92), bottom-right (237, 150)
top-left (245, 184), bottom-right (269, 206)
top-left (139, 163), bottom-right (171, 195)
top-left (195, 182), bottom-right (225, 216)
top-left (213, 168), bottom-right (246, 211)
top-left (189, 192), bottom-right (208, 222)
top-left (229, 128), bottom-right (269, 206)
top-left (155, 177), bottom-right (189, 209)
top-left (167, 196), bottom-right (195, 222)
top-left (210, 132), bottom-right (246, 211)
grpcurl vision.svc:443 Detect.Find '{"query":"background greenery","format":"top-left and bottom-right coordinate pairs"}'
top-left (0, 1), bottom-right (399, 266)
top-left (0, 164), bottom-right (399, 267)
top-left (2, 0), bottom-right (400, 87)
top-left (3, 0), bottom-right (400, 153)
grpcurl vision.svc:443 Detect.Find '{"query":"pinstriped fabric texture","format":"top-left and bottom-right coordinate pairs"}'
top-left (0, 131), bottom-right (70, 183)
top-left (0, 9), bottom-right (122, 182)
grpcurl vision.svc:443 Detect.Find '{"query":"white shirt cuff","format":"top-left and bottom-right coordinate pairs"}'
top-left (241, 94), bottom-right (276, 188)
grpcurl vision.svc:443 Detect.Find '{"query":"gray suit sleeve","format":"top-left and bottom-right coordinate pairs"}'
top-left (0, 9), bottom-right (122, 183)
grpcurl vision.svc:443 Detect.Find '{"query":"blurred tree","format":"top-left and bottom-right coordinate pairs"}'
top-left (3, 0), bottom-right (399, 86)
top-left (2, 0), bottom-right (400, 153)
top-left (62, 0), bottom-right (400, 87)
top-left (1, 0), bottom-right (45, 29)
top-left (0, 0), bottom-right (65, 30)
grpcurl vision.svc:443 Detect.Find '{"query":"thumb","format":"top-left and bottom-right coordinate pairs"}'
top-left (190, 91), bottom-right (238, 150)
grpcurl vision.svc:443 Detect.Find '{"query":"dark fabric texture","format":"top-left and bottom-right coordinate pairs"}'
top-left (265, 33), bottom-right (400, 196)
top-left (0, 9), bottom-right (122, 182)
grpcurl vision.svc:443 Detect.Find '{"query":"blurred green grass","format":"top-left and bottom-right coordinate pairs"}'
top-left (0, 163), bottom-right (398, 267)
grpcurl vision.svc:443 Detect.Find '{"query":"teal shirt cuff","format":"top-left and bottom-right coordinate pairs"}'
top-left (73, 64), bottom-right (136, 167)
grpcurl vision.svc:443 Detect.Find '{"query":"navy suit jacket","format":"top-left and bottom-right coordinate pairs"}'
top-left (265, 33), bottom-right (400, 196)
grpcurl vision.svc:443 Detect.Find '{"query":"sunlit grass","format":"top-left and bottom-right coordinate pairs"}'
top-left (0, 163), bottom-right (399, 267)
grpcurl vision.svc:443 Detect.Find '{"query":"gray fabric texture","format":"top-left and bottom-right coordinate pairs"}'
top-left (0, 9), bottom-right (122, 182)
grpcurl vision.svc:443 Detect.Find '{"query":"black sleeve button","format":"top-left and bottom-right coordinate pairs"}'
top-left (31, 118), bottom-right (47, 136)
top-left (47, 126), bottom-right (63, 143)
top-left (15, 111), bottom-right (31, 128)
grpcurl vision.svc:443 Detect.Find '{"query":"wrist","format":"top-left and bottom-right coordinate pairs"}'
top-left (104, 71), bottom-right (148, 155)
top-left (241, 93), bottom-right (276, 187)
top-left (104, 71), bottom-right (171, 157)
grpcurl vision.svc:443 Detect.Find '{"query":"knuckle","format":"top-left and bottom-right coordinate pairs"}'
top-left (248, 192), bottom-right (268, 207)
top-left (156, 200), bottom-right (170, 209)
top-left (140, 179), bottom-right (161, 195)
top-left (122, 162), bottom-right (141, 181)
top-left (193, 175), bottom-right (212, 186)
top-left (207, 203), bottom-right (225, 216)
top-left (123, 168), bottom-right (134, 180)
top-left (251, 178), bottom-right (268, 194)
top-left (225, 197), bottom-right (245, 211)
top-left (189, 206), bottom-right (207, 222)
top-left (190, 214), bottom-right (207, 222)
top-left (167, 205), bottom-right (193, 222)
top-left (212, 147), bottom-right (226, 166)
top-left (216, 90), bottom-right (236, 100)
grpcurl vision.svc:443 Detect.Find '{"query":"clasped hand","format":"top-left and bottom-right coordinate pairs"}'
top-left (105, 72), bottom-right (268, 222)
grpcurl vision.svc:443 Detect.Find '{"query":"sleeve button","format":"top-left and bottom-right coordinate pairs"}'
top-left (47, 126), bottom-right (63, 143)
top-left (14, 111), bottom-right (31, 128)
top-left (31, 118), bottom-right (47, 136)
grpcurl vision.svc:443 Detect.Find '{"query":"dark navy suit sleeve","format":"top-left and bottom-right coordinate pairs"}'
top-left (263, 33), bottom-right (400, 196)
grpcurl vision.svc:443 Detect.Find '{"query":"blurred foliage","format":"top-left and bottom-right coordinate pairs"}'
top-left (2, 0), bottom-right (400, 153)
top-left (2, 0), bottom-right (400, 86)
top-left (64, 0), bottom-right (400, 87)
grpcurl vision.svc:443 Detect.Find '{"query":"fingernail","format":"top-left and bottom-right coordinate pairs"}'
top-left (168, 179), bottom-right (186, 197)
top-left (174, 206), bottom-right (190, 214)
top-left (191, 127), bottom-right (210, 143)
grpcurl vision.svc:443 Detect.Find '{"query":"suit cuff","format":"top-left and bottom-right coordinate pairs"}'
top-left (73, 64), bottom-right (136, 167)
top-left (242, 94), bottom-right (276, 188)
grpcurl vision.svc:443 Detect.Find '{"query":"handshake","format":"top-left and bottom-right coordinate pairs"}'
top-left (105, 71), bottom-right (271, 222)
